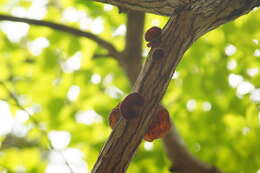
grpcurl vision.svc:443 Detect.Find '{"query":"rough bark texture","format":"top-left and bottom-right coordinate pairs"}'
top-left (92, 0), bottom-right (260, 16)
top-left (91, 0), bottom-right (187, 16)
top-left (91, 1), bottom-right (260, 173)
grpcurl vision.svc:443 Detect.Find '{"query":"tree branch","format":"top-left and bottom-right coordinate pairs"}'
top-left (121, 11), bottom-right (145, 85)
top-left (91, 0), bottom-right (260, 17)
top-left (1, 134), bottom-right (38, 150)
top-left (163, 121), bottom-right (223, 173)
top-left (91, 0), bottom-right (188, 16)
top-left (92, 10), bottom-right (197, 173)
top-left (91, 1), bottom-right (260, 172)
top-left (119, 8), bottom-right (224, 173)
top-left (0, 14), bottom-right (121, 59)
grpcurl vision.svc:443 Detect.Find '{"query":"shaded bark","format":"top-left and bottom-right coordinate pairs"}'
top-left (91, 0), bottom-right (188, 16)
top-left (91, 0), bottom-right (260, 16)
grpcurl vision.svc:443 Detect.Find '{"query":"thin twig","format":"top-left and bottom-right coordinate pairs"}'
top-left (92, 53), bottom-right (110, 59)
top-left (0, 14), bottom-right (121, 59)
top-left (0, 81), bottom-right (74, 173)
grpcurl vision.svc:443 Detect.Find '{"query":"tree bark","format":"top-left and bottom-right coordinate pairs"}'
top-left (91, 0), bottom-right (260, 16)
top-left (91, 1), bottom-right (260, 173)
top-left (91, 0), bottom-right (187, 16)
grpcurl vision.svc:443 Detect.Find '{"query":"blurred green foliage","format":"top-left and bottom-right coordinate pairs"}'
top-left (0, 0), bottom-right (259, 173)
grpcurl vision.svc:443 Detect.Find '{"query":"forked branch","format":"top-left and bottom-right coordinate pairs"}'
top-left (92, 0), bottom-right (260, 172)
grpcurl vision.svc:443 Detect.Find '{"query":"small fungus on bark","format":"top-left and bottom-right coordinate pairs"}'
top-left (145, 26), bottom-right (162, 42)
top-left (145, 26), bottom-right (162, 48)
top-left (120, 92), bottom-right (145, 120)
top-left (109, 101), bottom-right (171, 141)
top-left (144, 105), bottom-right (171, 142)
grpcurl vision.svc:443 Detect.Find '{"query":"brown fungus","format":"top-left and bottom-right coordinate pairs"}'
top-left (119, 92), bottom-right (145, 120)
top-left (145, 26), bottom-right (162, 48)
top-left (108, 104), bottom-right (120, 128)
top-left (145, 26), bottom-right (162, 42)
top-left (108, 98), bottom-right (171, 141)
top-left (144, 105), bottom-right (171, 142)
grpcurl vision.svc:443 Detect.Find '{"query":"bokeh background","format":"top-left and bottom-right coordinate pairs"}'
top-left (0, 0), bottom-right (260, 173)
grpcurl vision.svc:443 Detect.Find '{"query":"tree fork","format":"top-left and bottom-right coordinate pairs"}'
top-left (92, 0), bottom-right (259, 170)
top-left (92, 10), bottom-right (196, 173)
